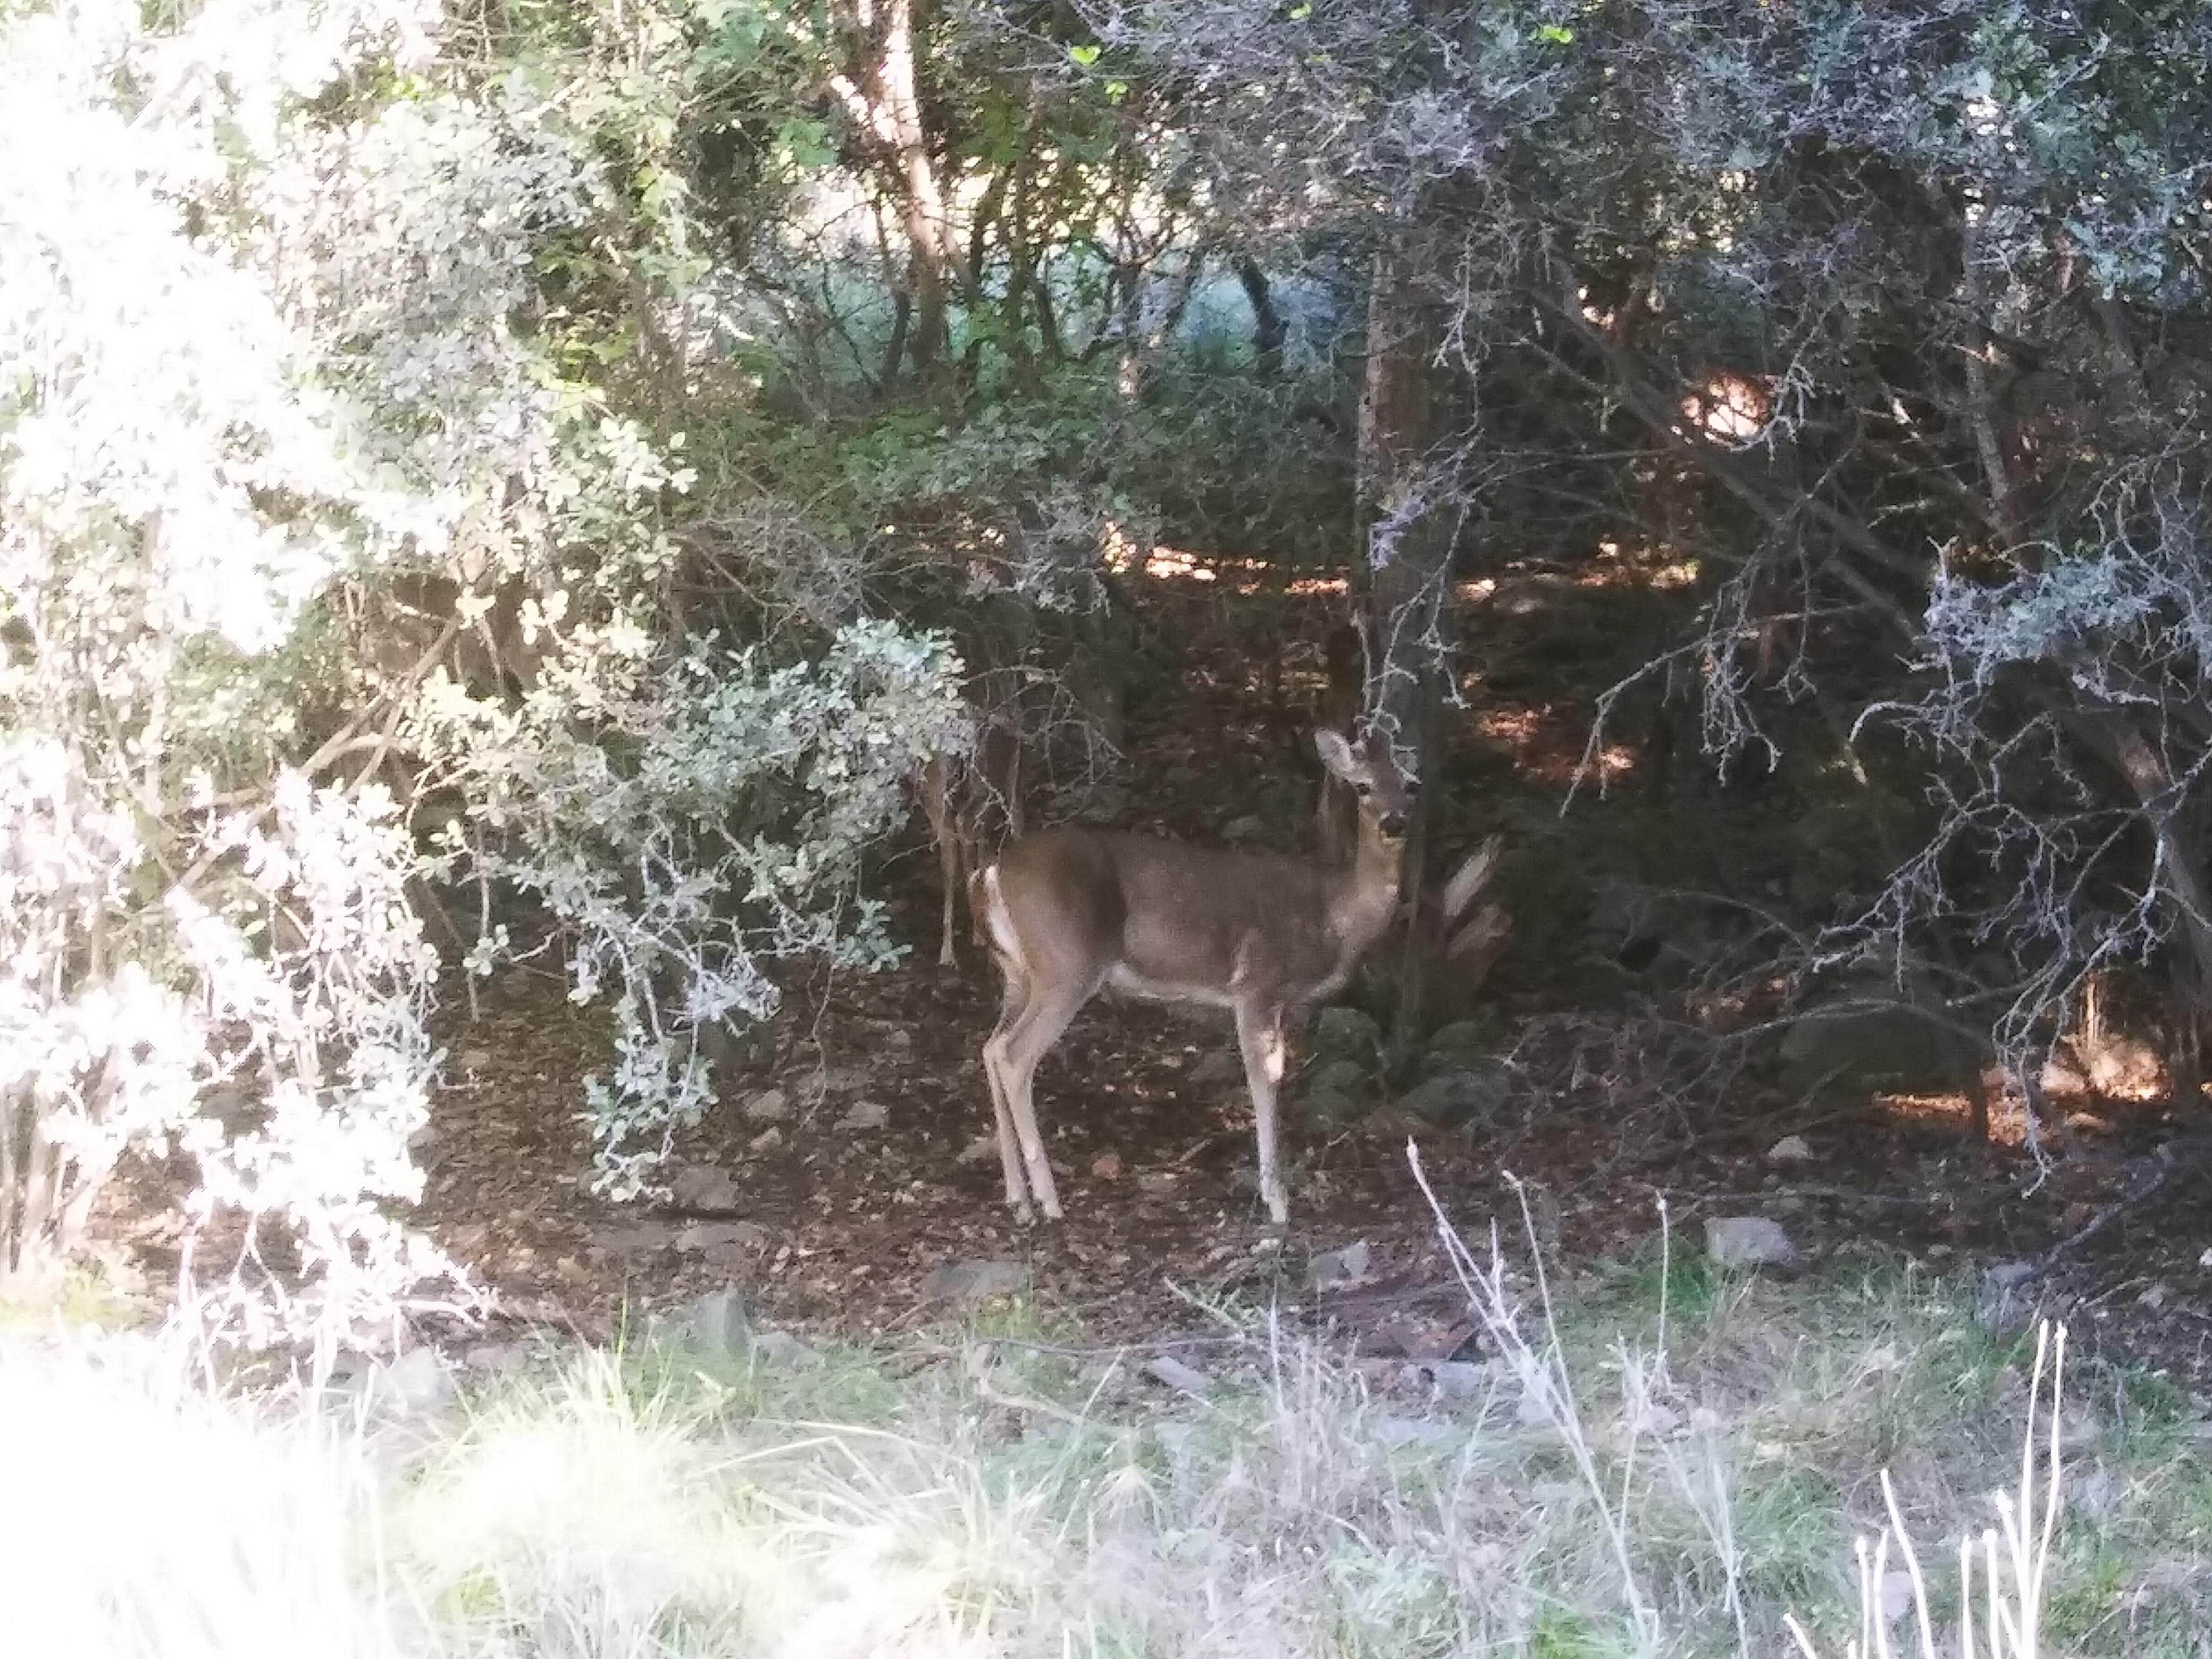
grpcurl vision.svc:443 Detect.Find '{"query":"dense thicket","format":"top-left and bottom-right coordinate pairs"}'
top-left (5, 0), bottom-right (2207, 1334)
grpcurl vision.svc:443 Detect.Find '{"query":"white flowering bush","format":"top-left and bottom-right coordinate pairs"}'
top-left (416, 617), bottom-right (968, 1197)
top-left (0, 0), bottom-right (964, 1339)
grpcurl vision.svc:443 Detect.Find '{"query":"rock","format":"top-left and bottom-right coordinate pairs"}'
top-left (674, 1220), bottom-right (769, 1254)
top-left (1370, 1414), bottom-right (1457, 1450)
top-left (743, 1088), bottom-right (790, 1124)
top-left (591, 1221), bottom-right (679, 1256)
top-left (1766, 1135), bottom-right (1816, 1166)
top-left (1704, 1216), bottom-right (1799, 1269)
top-left (1308, 1239), bottom-right (1373, 1291)
top-left (1398, 1064), bottom-right (1512, 1128)
top-left (837, 1098), bottom-right (889, 1132)
top-left (1516, 1380), bottom-right (1556, 1429)
top-left (458, 1048), bottom-right (495, 1071)
top-left (665, 1288), bottom-right (750, 1356)
top-left (1778, 996), bottom-right (1981, 1093)
top-left (1311, 1006), bottom-right (1381, 1061)
top-left (1296, 1087), bottom-right (1363, 1130)
top-left (956, 1133), bottom-right (999, 1166)
top-left (361, 1346), bottom-right (455, 1418)
top-left (1144, 1355), bottom-right (1211, 1395)
top-left (919, 1259), bottom-right (1025, 1304)
top-left (748, 1126), bottom-right (783, 1153)
top-left (1879, 1571), bottom-right (1917, 1631)
top-left (1976, 1261), bottom-right (2041, 1333)
top-left (1191, 1049), bottom-right (1244, 1088)
top-left (1422, 1018), bottom-right (1495, 1070)
top-left (1137, 1171), bottom-right (1179, 1197)
top-left (1426, 1360), bottom-right (1491, 1400)
top-left (669, 1164), bottom-right (741, 1210)
top-left (1221, 814), bottom-right (1266, 843)
top-left (748, 1329), bottom-right (810, 1365)
top-left (1305, 1057), bottom-right (1369, 1095)
top-left (462, 1342), bottom-right (526, 1375)
top-left (1091, 1152), bottom-right (1124, 1179)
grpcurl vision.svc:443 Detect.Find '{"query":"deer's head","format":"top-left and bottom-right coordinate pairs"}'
top-left (1313, 729), bottom-right (1412, 842)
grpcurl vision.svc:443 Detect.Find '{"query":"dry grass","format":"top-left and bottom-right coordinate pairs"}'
top-left (3, 1241), bottom-right (2207, 1659)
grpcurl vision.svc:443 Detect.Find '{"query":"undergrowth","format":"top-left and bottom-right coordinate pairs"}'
top-left (3, 1235), bottom-right (2206, 1658)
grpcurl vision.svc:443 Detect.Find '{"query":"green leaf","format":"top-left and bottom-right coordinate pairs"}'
top-left (1069, 43), bottom-right (1101, 66)
top-left (1537, 22), bottom-right (1574, 44)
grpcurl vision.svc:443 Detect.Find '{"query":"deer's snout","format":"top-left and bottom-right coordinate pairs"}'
top-left (1377, 810), bottom-right (1407, 837)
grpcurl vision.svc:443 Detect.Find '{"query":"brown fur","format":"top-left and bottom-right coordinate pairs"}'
top-left (973, 731), bottom-right (1409, 1225)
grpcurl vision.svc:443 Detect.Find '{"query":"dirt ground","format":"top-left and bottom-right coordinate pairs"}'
top-left (102, 552), bottom-right (2212, 1387)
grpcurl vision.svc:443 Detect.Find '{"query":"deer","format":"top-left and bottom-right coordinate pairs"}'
top-left (970, 728), bottom-right (1412, 1226)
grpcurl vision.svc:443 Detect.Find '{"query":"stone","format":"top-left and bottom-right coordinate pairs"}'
top-left (591, 1221), bottom-right (679, 1256)
top-left (363, 1346), bottom-right (455, 1418)
top-left (1398, 1065), bottom-right (1511, 1128)
top-left (1423, 1018), bottom-right (1495, 1069)
top-left (1137, 1171), bottom-right (1179, 1197)
top-left (1426, 1360), bottom-right (1491, 1400)
top-left (1307, 1239), bottom-right (1373, 1291)
top-left (749, 1329), bottom-right (810, 1365)
top-left (1370, 1414), bottom-right (1457, 1450)
top-left (1777, 997), bottom-right (1981, 1093)
top-left (674, 1220), bottom-right (769, 1254)
top-left (1976, 1261), bottom-right (2041, 1334)
top-left (1191, 1049), bottom-right (1244, 1088)
top-left (1296, 1087), bottom-right (1363, 1130)
top-left (919, 1259), bottom-right (1025, 1304)
top-left (1765, 1135), bottom-right (1816, 1166)
top-left (837, 1098), bottom-right (889, 1132)
top-left (1704, 1216), bottom-right (1799, 1269)
top-left (669, 1164), bottom-right (741, 1210)
top-left (1305, 1057), bottom-right (1369, 1095)
top-left (1145, 1355), bottom-right (1211, 1395)
top-left (748, 1126), bottom-right (783, 1153)
top-left (1221, 814), bottom-right (1266, 843)
top-left (665, 1288), bottom-right (750, 1356)
top-left (1879, 1572), bottom-right (1917, 1631)
top-left (743, 1088), bottom-right (790, 1123)
top-left (956, 1133), bottom-right (999, 1166)
top-left (462, 1342), bottom-right (526, 1375)
top-left (1311, 1006), bottom-right (1381, 1061)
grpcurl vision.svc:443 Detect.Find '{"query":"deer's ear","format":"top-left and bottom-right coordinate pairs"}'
top-left (1313, 728), bottom-right (1359, 778)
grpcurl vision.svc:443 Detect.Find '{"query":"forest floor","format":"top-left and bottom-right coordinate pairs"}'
top-left (93, 547), bottom-right (2212, 1389)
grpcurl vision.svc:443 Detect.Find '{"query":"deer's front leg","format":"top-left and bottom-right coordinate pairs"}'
top-left (1235, 1001), bottom-right (1291, 1226)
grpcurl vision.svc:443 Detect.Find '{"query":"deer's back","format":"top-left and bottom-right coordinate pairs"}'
top-left (988, 827), bottom-right (1350, 998)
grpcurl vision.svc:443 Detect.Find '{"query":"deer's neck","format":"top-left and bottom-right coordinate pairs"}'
top-left (1328, 823), bottom-right (1404, 951)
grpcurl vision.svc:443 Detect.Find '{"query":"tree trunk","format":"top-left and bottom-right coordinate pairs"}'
top-left (1357, 238), bottom-right (1457, 1073)
top-left (833, 0), bottom-right (960, 383)
top-left (1237, 256), bottom-right (1286, 378)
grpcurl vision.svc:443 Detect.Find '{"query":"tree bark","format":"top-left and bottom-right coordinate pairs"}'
top-left (1358, 238), bottom-right (1456, 1071)
top-left (1237, 256), bottom-right (1285, 378)
top-left (832, 0), bottom-right (961, 382)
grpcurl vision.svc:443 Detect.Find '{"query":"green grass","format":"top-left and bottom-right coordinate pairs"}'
top-left (6, 1255), bottom-right (2209, 1658)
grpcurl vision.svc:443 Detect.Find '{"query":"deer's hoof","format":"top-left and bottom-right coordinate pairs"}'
top-left (1012, 1202), bottom-right (1036, 1227)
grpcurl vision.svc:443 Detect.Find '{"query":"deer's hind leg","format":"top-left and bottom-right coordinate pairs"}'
top-left (981, 960), bottom-right (1035, 1218)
